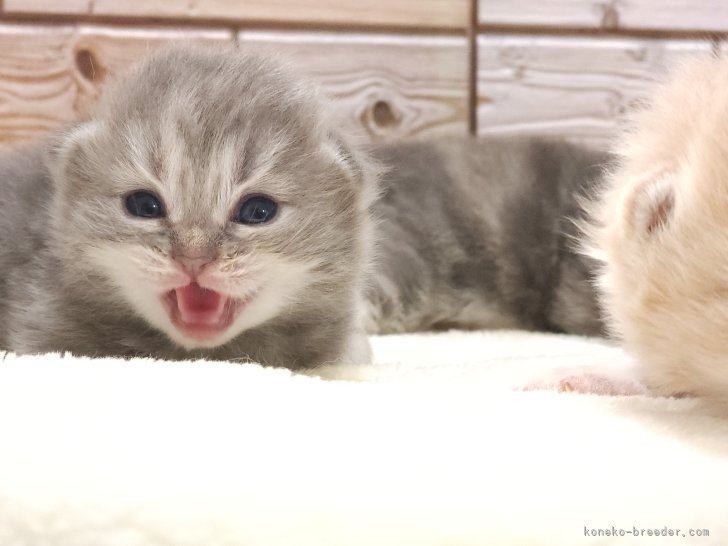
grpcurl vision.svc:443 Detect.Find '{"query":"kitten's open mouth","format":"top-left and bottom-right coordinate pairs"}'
top-left (163, 282), bottom-right (244, 340)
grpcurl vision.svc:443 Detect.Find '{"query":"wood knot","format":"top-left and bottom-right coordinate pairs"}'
top-left (75, 48), bottom-right (106, 83)
top-left (371, 100), bottom-right (398, 129)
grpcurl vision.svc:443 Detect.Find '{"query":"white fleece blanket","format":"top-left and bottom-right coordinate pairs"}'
top-left (0, 330), bottom-right (726, 546)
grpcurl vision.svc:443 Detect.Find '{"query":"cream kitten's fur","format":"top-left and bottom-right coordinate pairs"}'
top-left (585, 55), bottom-right (728, 409)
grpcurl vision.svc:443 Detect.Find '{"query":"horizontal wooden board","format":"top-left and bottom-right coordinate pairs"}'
top-left (477, 35), bottom-right (711, 146)
top-left (3, 0), bottom-right (90, 14)
top-left (478, 0), bottom-right (728, 32)
top-left (3, 0), bottom-right (468, 29)
top-left (0, 25), bottom-right (232, 146)
top-left (71, 26), bottom-right (233, 116)
top-left (239, 31), bottom-right (469, 143)
top-left (0, 24), bottom-right (78, 145)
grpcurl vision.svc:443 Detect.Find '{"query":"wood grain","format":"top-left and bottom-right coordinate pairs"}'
top-left (3, 0), bottom-right (90, 15)
top-left (0, 25), bottom-right (232, 145)
top-left (477, 35), bottom-right (711, 146)
top-left (478, 0), bottom-right (728, 32)
top-left (4, 0), bottom-right (469, 29)
top-left (71, 26), bottom-right (233, 116)
top-left (0, 24), bottom-right (78, 145)
top-left (239, 31), bottom-right (469, 143)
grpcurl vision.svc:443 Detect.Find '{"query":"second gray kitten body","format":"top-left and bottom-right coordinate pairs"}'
top-left (367, 136), bottom-right (608, 337)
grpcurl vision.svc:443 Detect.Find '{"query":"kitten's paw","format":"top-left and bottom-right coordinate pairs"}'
top-left (521, 367), bottom-right (648, 397)
top-left (551, 373), bottom-right (648, 396)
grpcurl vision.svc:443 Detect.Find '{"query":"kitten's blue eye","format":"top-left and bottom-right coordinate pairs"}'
top-left (235, 195), bottom-right (278, 225)
top-left (125, 191), bottom-right (165, 219)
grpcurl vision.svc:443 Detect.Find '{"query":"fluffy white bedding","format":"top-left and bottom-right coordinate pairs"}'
top-left (0, 330), bottom-right (726, 546)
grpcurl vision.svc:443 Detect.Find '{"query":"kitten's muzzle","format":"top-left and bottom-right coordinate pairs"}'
top-left (174, 253), bottom-right (218, 277)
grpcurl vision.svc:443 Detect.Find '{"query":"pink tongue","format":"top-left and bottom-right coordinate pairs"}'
top-left (175, 283), bottom-right (225, 325)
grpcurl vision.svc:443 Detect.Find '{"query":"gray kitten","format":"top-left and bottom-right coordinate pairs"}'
top-left (0, 44), bottom-right (607, 370)
top-left (0, 45), bottom-right (377, 368)
top-left (366, 136), bottom-right (609, 337)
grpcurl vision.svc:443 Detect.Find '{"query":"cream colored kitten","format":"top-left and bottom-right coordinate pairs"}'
top-left (582, 55), bottom-right (728, 409)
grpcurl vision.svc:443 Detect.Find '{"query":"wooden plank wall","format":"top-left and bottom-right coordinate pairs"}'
top-left (0, 1), bottom-right (725, 148)
top-left (476, 1), bottom-right (723, 145)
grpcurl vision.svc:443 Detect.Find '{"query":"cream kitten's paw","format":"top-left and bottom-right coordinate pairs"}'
top-left (552, 373), bottom-right (647, 396)
top-left (521, 365), bottom-right (648, 396)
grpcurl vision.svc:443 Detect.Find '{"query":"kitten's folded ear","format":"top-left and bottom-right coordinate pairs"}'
top-left (44, 122), bottom-right (100, 185)
top-left (626, 171), bottom-right (676, 237)
top-left (324, 131), bottom-right (382, 208)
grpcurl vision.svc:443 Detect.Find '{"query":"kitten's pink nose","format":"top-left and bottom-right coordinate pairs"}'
top-left (175, 254), bottom-right (216, 276)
